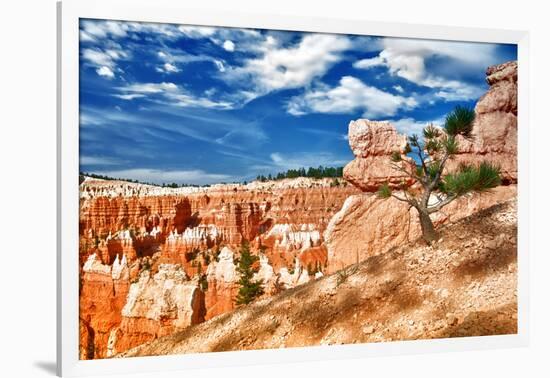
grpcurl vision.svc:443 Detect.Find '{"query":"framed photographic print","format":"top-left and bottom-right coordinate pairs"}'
top-left (57, 0), bottom-right (529, 376)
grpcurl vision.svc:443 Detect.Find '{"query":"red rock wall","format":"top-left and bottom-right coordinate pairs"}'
top-left (79, 272), bottom-right (130, 359)
top-left (79, 182), bottom-right (358, 358)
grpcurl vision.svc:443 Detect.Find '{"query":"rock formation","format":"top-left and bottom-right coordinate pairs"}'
top-left (79, 178), bottom-right (358, 358)
top-left (447, 61), bottom-right (518, 182)
top-left (326, 60), bottom-right (518, 272)
top-left (205, 247), bottom-right (239, 319)
top-left (343, 120), bottom-right (413, 192)
top-left (324, 186), bottom-right (517, 273)
top-left (112, 264), bottom-right (205, 355)
top-left (79, 253), bottom-right (131, 359)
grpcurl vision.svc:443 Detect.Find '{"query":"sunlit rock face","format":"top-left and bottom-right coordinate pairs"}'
top-left (324, 186), bottom-right (517, 273)
top-left (79, 253), bottom-right (131, 359)
top-left (79, 255), bottom-right (204, 359)
top-left (343, 120), bottom-right (414, 192)
top-left (205, 246), bottom-right (239, 320)
top-left (447, 61), bottom-right (518, 183)
top-left (111, 264), bottom-right (205, 356)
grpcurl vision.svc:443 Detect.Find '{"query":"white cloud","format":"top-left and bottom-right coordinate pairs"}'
top-left (222, 40), bottom-right (235, 52)
top-left (82, 47), bottom-right (127, 78)
top-left (225, 34), bottom-right (354, 99)
top-left (80, 113), bottom-right (104, 126)
top-left (113, 93), bottom-right (146, 100)
top-left (166, 92), bottom-right (233, 109)
top-left (353, 38), bottom-right (498, 101)
top-left (118, 82), bottom-right (178, 94)
top-left (156, 62), bottom-right (180, 74)
top-left (79, 30), bottom-right (95, 42)
top-left (96, 66), bottom-right (114, 78)
top-left (93, 168), bottom-right (233, 185)
top-left (82, 49), bottom-right (115, 67)
top-left (156, 48), bottom-right (224, 73)
top-left (116, 81), bottom-right (233, 109)
top-left (164, 63), bottom-right (179, 72)
top-left (213, 60), bottom-right (226, 72)
top-left (393, 85), bottom-right (404, 93)
top-left (80, 20), bottom-right (128, 41)
top-left (390, 116), bottom-right (445, 136)
top-left (287, 76), bottom-right (417, 118)
top-left (354, 56), bottom-right (384, 69)
top-left (177, 25), bottom-right (261, 52)
top-left (178, 25), bottom-right (217, 38)
top-left (431, 79), bottom-right (485, 101)
top-left (80, 156), bottom-right (122, 166)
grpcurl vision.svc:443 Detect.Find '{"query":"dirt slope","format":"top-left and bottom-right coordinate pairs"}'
top-left (121, 199), bottom-right (517, 357)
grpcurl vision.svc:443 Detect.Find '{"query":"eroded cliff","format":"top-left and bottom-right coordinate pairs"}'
top-left (79, 178), bottom-right (358, 358)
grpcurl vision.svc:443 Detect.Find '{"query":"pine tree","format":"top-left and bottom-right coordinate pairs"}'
top-left (235, 242), bottom-right (264, 305)
top-left (377, 106), bottom-right (501, 244)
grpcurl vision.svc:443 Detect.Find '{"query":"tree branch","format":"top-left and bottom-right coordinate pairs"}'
top-left (429, 151), bottom-right (450, 191)
top-left (415, 146), bottom-right (429, 177)
top-left (391, 193), bottom-right (411, 204)
top-left (390, 190), bottom-right (419, 209)
top-left (390, 161), bottom-right (427, 187)
top-left (427, 193), bottom-right (457, 214)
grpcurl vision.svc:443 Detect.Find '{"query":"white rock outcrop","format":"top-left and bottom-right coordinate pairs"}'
top-left (121, 264), bottom-right (200, 329)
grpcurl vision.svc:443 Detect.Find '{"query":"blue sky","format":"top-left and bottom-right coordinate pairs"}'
top-left (79, 19), bottom-right (517, 185)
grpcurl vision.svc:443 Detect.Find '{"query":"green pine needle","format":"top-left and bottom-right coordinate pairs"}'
top-left (377, 183), bottom-right (392, 199)
top-left (444, 106), bottom-right (476, 137)
top-left (442, 162), bottom-right (501, 196)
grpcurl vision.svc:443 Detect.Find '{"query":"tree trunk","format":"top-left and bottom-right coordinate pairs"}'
top-left (417, 209), bottom-right (439, 244)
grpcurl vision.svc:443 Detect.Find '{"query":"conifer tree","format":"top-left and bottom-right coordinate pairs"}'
top-left (377, 106), bottom-right (501, 244)
top-left (235, 242), bottom-right (264, 305)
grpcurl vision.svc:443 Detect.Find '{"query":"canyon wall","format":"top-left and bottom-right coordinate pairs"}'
top-left (79, 178), bottom-right (358, 358)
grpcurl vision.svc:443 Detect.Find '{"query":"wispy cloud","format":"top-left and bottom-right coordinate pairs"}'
top-left (80, 156), bottom-right (124, 166)
top-left (353, 38), bottom-right (498, 101)
top-left (80, 20), bottom-right (129, 41)
top-left (93, 168), bottom-right (233, 185)
top-left (178, 25), bottom-right (217, 38)
top-left (81, 47), bottom-right (128, 79)
top-left (115, 81), bottom-right (234, 109)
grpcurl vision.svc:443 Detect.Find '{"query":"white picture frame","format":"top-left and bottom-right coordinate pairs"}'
top-left (57, 0), bottom-right (530, 376)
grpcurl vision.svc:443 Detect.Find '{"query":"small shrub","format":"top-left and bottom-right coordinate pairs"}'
top-left (336, 264), bottom-right (358, 287)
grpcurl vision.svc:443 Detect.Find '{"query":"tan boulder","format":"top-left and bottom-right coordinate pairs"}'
top-left (325, 185), bottom-right (517, 273)
top-left (343, 119), bottom-right (414, 192)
